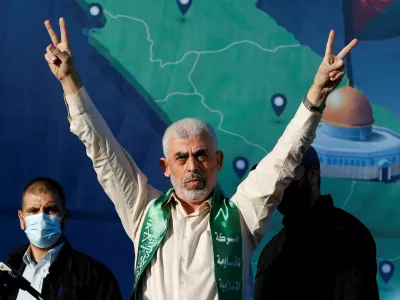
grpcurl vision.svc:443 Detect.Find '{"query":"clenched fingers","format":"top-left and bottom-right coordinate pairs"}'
top-left (330, 71), bottom-right (345, 81)
top-left (44, 53), bottom-right (56, 64)
top-left (325, 59), bottom-right (345, 73)
top-left (46, 44), bottom-right (69, 62)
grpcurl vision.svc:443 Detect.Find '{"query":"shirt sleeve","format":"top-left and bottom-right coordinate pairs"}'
top-left (231, 103), bottom-right (322, 244)
top-left (65, 87), bottom-right (163, 241)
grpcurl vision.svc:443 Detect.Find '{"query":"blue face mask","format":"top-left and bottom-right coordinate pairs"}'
top-left (24, 213), bottom-right (62, 249)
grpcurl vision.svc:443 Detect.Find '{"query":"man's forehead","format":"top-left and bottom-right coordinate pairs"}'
top-left (23, 192), bottom-right (58, 207)
top-left (169, 135), bottom-right (213, 151)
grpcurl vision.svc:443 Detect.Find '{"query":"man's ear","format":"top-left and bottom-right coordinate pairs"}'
top-left (18, 210), bottom-right (26, 231)
top-left (160, 158), bottom-right (171, 177)
top-left (61, 209), bottom-right (70, 230)
top-left (216, 151), bottom-right (224, 172)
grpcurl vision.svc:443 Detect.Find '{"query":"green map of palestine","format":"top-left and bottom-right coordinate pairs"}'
top-left (78, 0), bottom-right (400, 275)
top-left (78, 0), bottom-right (324, 192)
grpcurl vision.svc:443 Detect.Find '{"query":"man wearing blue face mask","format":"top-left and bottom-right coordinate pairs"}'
top-left (0, 177), bottom-right (122, 300)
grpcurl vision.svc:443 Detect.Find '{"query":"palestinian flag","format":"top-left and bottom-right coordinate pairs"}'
top-left (351, 0), bottom-right (400, 40)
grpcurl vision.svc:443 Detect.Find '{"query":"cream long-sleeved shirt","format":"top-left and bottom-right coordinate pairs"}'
top-left (65, 87), bottom-right (321, 300)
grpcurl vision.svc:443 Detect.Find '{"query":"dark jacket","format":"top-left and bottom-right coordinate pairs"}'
top-left (254, 195), bottom-right (379, 300)
top-left (0, 239), bottom-right (122, 300)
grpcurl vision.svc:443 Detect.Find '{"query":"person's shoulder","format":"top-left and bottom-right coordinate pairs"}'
top-left (333, 207), bottom-right (367, 228)
top-left (70, 249), bottom-right (122, 292)
top-left (333, 207), bottom-right (375, 243)
top-left (6, 244), bottom-right (29, 267)
top-left (61, 245), bottom-right (122, 299)
top-left (258, 228), bottom-right (287, 263)
top-left (7, 244), bottom-right (29, 258)
top-left (70, 249), bottom-right (115, 275)
top-left (332, 206), bottom-right (378, 269)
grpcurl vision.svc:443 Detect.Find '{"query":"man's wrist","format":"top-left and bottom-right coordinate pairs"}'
top-left (306, 85), bottom-right (329, 107)
top-left (61, 73), bottom-right (82, 96)
top-left (303, 96), bottom-right (325, 114)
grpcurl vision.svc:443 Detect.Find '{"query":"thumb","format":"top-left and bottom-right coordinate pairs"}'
top-left (47, 44), bottom-right (69, 62)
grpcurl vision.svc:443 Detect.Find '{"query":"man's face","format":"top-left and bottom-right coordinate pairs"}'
top-left (277, 165), bottom-right (318, 217)
top-left (18, 192), bottom-right (69, 231)
top-left (160, 133), bottom-right (224, 203)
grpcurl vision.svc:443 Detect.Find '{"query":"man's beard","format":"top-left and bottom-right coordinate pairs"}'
top-left (170, 172), bottom-right (210, 203)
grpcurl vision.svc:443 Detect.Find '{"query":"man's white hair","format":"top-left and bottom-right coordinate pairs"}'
top-left (162, 118), bottom-right (218, 157)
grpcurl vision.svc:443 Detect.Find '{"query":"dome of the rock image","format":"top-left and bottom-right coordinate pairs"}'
top-left (322, 86), bottom-right (374, 127)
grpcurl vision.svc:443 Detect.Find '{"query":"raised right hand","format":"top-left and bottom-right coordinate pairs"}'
top-left (44, 17), bottom-right (76, 81)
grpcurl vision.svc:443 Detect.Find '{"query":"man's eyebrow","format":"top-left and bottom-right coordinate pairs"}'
top-left (194, 148), bottom-right (208, 156)
top-left (25, 205), bottom-right (39, 212)
top-left (45, 203), bottom-right (59, 209)
top-left (174, 151), bottom-right (188, 158)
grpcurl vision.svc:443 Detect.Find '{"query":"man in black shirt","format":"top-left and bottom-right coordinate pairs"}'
top-left (253, 147), bottom-right (379, 300)
top-left (0, 177), bottom-right (122, 300)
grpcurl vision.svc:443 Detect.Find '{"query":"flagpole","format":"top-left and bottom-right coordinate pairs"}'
top-left (342, 0), bottom-right (355, 87)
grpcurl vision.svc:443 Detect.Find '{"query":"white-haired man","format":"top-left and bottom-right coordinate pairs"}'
top-left (43, 17), bottom-right (358, 300)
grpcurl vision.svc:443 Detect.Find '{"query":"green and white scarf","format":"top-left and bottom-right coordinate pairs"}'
top-left (131, 186), bottom-right (243, 300)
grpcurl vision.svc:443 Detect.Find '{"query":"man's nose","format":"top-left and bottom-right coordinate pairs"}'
top-left (186, 156), bottom-right (200, 172)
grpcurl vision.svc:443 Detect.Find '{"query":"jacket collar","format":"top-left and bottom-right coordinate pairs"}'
top-left (7, 236), bottom-right (73, 273)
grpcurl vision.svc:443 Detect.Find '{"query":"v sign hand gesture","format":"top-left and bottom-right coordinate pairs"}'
top-left (307, 30), bottom-right (358, 108)
top-left (44, 17), bottom-right (81, 95)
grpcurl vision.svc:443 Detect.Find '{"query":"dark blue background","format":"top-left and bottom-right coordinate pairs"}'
top-left (0, 0), bottom-right (170, 297)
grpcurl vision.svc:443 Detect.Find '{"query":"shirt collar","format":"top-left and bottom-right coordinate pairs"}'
top-left (23, 242), bottom-right (65, 267)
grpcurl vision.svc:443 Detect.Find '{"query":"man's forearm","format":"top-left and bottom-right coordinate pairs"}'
top-left (64, 86), bottom-right (162, 241)
top-left (61, 73), bottom-right (82, 96)
top-left (232, 95), bottom-right (322, 244)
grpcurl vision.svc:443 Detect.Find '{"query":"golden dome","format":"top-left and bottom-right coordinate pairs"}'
top-left (322, 86), bottom-right (374, 127)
